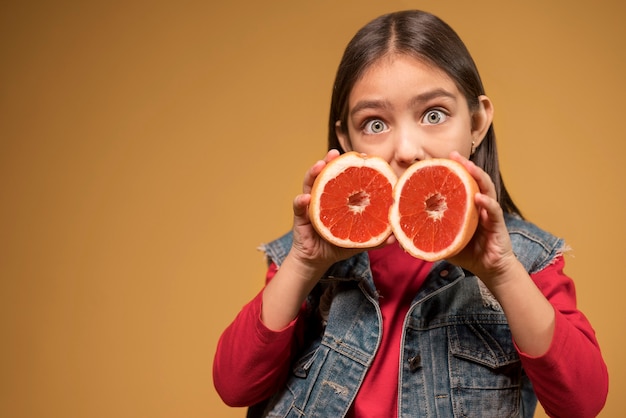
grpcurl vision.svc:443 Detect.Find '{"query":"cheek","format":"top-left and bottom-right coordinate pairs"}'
top-left (347, 136), bottom-right (395, 160)
top-left (352, 143), bottom-right (393, 159)
top-left (425, 126), bottom-right (473, 158)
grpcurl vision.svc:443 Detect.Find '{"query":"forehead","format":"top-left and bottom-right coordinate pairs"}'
top-left (350, 54), bottom-right (461, 101)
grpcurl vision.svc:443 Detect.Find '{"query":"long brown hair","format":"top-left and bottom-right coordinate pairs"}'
top-left (328, 10), bottom-right (522, 216)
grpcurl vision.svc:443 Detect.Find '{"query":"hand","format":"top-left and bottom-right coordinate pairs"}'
top-left (447, 152), bottom-right (556, 357)
top-left (261, 149), bottom-right (376, 330)
top-left (289, 149), bottom-right (370, 274)
top-left (447, 152), bottom-right (520, 287)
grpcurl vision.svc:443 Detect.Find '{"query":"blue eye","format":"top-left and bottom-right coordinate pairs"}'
top-left (364, 119), bottom-right (388, 134)
top-left (423, 110), bottom-right (447, 124)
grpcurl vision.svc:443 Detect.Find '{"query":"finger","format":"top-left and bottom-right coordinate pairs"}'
top-left (325, 148), bottom-right (341, 163)
top-left (293, 193), bottom-right (311, 220)
top-left (302, 160), bottom-right (326, 194)
top-left (449, 151), bottom-right (497, 200)
top-left (302, 150), bottom-right (342, 194)
top-left (474, 192), bottom-right (504, 229)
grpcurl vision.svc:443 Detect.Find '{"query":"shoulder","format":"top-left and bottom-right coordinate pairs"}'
top-left (259, 232), bottom-right (293, 267)
top-left (259, 232), bottom-right (370, 280)
top-left (505, 214), bottom-right (568, 274)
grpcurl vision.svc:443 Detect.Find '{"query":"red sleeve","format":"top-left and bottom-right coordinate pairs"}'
top-left (212, 263), bottom-right (302, 407)
top-left (521, 256), bottom-right (608, 417)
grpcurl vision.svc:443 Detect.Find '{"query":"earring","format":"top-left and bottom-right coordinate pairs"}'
top-left (470, 140), bottom-right (476, 155)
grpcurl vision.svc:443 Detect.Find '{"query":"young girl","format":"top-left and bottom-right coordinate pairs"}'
top-left (213, 10), bottom-right (608, 418)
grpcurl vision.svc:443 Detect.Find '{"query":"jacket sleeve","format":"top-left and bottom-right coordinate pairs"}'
top-left (212, 263), bottom-right (304, 407)
top-left (520, 256), bottom-right (608, 418)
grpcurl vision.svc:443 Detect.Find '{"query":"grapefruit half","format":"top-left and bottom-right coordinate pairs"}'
top-left (309, 152), bottom-right (397, 248)
top-left (390, 159), bottom-right (479, 261)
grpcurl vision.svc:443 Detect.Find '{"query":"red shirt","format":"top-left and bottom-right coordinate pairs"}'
top-left (213, 243), bottom-right (608, 417)
top-left (349, 242), bottom-right (432, 417)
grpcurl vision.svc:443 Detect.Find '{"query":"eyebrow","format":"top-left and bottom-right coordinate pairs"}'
top-left (408, 88), bottom-right (457, 108)
top-left (350, 99), bottom-right (391, 117)
top-left (350, 88), bottom-right (457, 117)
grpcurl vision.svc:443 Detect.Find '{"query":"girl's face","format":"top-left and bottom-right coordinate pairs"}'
top-left (336, 54), bottom-right (493, 177)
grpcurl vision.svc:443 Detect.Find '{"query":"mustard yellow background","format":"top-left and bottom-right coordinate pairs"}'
top-left (1, 1), bottom-right (624, 417)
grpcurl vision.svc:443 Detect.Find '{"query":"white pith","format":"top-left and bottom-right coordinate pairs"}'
top-left (424, 193), bottom-right (447, 221)
top-left (347, 191), bottom-right (370, 214)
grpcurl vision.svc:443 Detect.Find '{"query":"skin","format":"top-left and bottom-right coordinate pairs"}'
top-left (262, 54), bottom-right (555, 357)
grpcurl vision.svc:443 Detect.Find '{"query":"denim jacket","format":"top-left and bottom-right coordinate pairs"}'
top-left (256, 214), bottom-right (565, 418)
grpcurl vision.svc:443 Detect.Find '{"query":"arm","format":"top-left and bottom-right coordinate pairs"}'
top-left (214, 150), bottom-right (368, 405)
top-left (521, 258), bottom-right (608, 418)
top-left (449, 153), bottom-right (607, 417)
top-left (262, 149), bottom-right (373, 330)
top-left (212, 265), bottom-right (303, 407)
top-left (449, 152), bottom-right (556, 355)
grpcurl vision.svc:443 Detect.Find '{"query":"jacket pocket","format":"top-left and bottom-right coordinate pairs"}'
top-left (447, 320), bottom-right (522, 417)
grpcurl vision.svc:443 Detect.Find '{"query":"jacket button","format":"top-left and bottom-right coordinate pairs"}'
top-left (408, 354), bottom-right (421, 372)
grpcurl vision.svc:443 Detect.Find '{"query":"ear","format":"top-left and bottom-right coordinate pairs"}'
top-left (471, 95), bottom-right (494, 147)
top-left (335, 121), bottom-right (352, 152)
